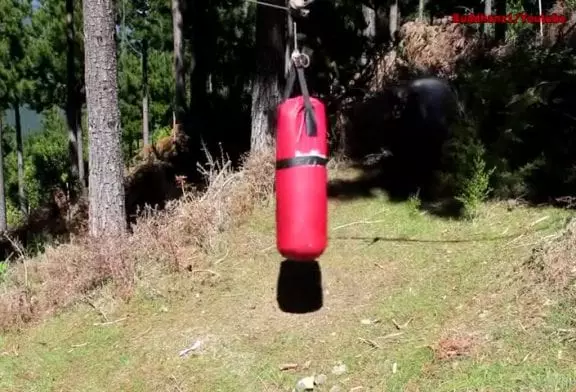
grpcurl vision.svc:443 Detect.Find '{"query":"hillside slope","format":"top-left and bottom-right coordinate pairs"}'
top-left (0, 187), bottom-right (574, 391)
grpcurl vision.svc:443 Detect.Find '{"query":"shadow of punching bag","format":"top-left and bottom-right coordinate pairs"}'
top-left (277, 259), bottom-right (323, 313)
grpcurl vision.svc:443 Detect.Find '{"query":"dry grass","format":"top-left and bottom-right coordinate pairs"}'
top-left (545, 1), bottom-right (576, 47)
top-left (524, 216), bottom-right (576, 294)
top-left (366, 49), bottom-right (409, 92)
top-left (400, 21), bottom-right (480, 79)
top-left (0, 148), bottom-right (275, 331)
top-left (365, 20), bottom-right (481, 92)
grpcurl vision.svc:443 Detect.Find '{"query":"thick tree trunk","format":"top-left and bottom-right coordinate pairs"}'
top-left (66, 0), bottom-right (84, 194)
top-left (0, 116), bottom-right (6, 232)
top-left (250, 0), bottom-right (286, 153)
top-left (142, 38), bottom-right (150, 146)
top-left (83, 0), bottom-right (126, 237)
top-left (172, 0), bottom-right (186, 126)
top-left (14, 102), bottom-right (25, 217)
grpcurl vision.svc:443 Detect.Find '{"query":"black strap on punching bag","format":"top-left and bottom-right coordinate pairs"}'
top-left (276, 5), bottom-right (325, 170)
top-left (283, 16), bottom-right (317, 137)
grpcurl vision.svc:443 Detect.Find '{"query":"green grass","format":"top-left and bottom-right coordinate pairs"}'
top-left (1, 192), bottom-right (575, 391)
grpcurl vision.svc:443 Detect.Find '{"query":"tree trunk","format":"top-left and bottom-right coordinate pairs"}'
top-left (82, 0), bottom-right (126, 237)
top-left (363, 5), bottom-right (376, 37)
top-left (361, 5), bottom-right (376, 65)
top-left (418, 0), bottom-right (426, 22)
top-left (0, 116), bottom-right (6, 232)
top-left (494, 0), bottom-right (506, 42)
top-left (250, 0), bottom-right (286, 153)
top-left (172, 0), bottom-right (186, 126)
top-left (77, 109), bottom-right (85, 191)
top-left (142, 38), bottom-right (150, 146)
top-left (14, 102), bottom-right (25, 217)
top-left (285, 12), bottom-right (293, 78)
top-left (189, 0), bottom-right (210, 128)
top-left (538, 0), bottom-right (543, 40)
top-left (484, 0), bottom-right (493, 38)
top-left (389, 0), bottom-right (399, 42)
top-left (66, 0), bottom-right (84, 195)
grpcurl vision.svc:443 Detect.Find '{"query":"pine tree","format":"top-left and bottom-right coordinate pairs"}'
top-left (83, 0), bottom-right (127, 236)
top-left (28, 0), bottom-right (86, 194)
top-left (0, 0), bottom-right (33, 217)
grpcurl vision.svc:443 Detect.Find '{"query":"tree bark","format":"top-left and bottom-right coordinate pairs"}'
top-left (142, 38), bottom-right (150, 146)
top-left (484, 0), bottom-right (493, 38)
top-left (389, 0), bottom-right (399, 43)
top-left (77, 108), bottom-right (85, 191)
top-left (83, 0), bottom-right (126, 237)
top-left (361, 5), bottom-right (376, 65)
top-left (0, 116), bottom-right (6, 232)
top-left (67, 0), bottom-right (84, 195)
top-left (363, 5), bottom-right (376, 37)
top-left (172, 0), bottom-right (186, 126)
top-left (494, 0), bottom-right (507, 42)
top-left (418, 0), bottom-right (426, 22)
top-left (250, 0), bottom-right (286, 153)
top-left (14, 102), bottom-right (25, 217)
top-left (189, 0), bottom-right (211, 127)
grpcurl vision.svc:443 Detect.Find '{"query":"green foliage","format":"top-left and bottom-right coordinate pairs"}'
top-left (26, 107), bottom-right (70, 195)
top-left (26, 0), bottom-right (84, 111)
top-left (151, 126), bottom-right (172, 144)
top-left (0, 261), bottom-right (7, 282)
top-left (118, 49), bottom-right (173, 160)
top-left (454, 39), bottom-right (576, 202)
top-left (2, 107), bottom-right (68, 224)
top-left (0, 0), bottom-right (34, 109)
top-left (440, 122), bottom-right (494, 218)
top-left (455, 151), bottom-right (495, 220)
top-left (406, 190), bottom-right (422, 216)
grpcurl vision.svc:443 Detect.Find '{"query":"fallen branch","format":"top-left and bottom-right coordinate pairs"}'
top-left (331, 220), bottom-right (387, 231)
top-left (377, 332), bottom-right (404, 340)
top-left (279, 363), bottom-right (299, 371)
top-left (392, 317), bottom-right (413, 330)
top-left (93, 317), bottom-right (127, 326)
top-left (192, 269), bottom-right (220, 277)
top-left (358, 337), bottom-right (380, 349)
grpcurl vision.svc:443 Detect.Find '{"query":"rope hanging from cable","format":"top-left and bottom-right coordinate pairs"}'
top-left (244, 0), bottom-right (317, 135)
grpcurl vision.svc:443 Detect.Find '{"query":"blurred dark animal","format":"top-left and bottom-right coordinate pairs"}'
top-left (392, 77), bottom-right (457, 196)
top-left (343, 77), bottom-right (458, 198)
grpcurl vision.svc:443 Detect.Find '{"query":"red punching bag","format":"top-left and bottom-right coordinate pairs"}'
top-left (275, 95), bottom-right (328, 261)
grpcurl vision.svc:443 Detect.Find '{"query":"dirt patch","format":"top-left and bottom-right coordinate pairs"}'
top-left (434, 335), bottom-right (475, 361)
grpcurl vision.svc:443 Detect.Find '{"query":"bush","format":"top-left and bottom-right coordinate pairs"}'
top-left (0, 148), bottom-right (275, 331)
top-left (455, 152), bottom-right (494, 220)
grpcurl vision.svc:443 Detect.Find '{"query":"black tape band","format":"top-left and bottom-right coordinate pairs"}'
top-left (276, 155), bottom-right (328, 169)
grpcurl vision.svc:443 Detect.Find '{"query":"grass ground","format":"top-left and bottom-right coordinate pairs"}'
top-left (0, 178), bottom-right (574, 391)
